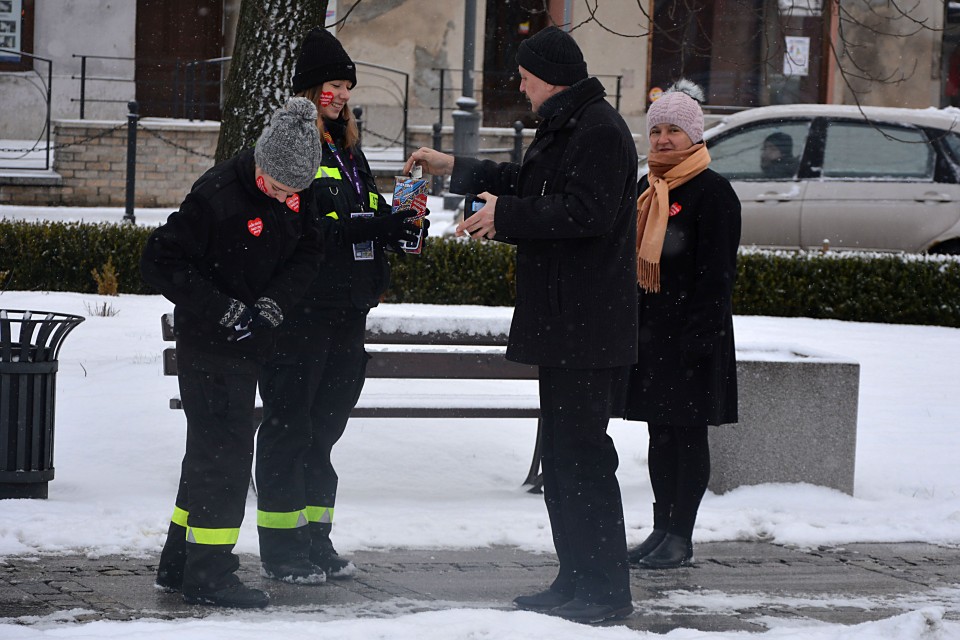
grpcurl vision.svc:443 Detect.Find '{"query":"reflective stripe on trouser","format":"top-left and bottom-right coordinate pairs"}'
top-left (257, 508), bottom-right (309, 529)
top-left (172, 346), bottom-right (259, 594)
top-left (306, 506), bottom-right (334, 524)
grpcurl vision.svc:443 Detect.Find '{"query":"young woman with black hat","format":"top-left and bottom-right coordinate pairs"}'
top-left (254, 28), bottom-right (423, 585)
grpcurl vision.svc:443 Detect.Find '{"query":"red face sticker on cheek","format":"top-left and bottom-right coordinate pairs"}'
top-left (319, 91), bottom-right (335, 107)
top-left (256, 175), bottom-right (269, 195)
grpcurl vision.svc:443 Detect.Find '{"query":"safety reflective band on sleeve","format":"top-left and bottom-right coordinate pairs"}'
top-left (305, 505), bottom-right (334, 524)
top-left (369, 193), bottom-right (379, 209)
top-left (185, 525), bottom-right (240, 546)
top-left (315, 165), bottom-right (342, 180)
top-left (257, 509), bottom-right (309, 530)
top-left (325, 211), bottom-right (339, 220)
top-left (171, 506), bottom-right (189, 528)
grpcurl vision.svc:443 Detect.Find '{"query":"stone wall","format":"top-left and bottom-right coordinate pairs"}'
top-left (0, 118), bottom-right (218, 208)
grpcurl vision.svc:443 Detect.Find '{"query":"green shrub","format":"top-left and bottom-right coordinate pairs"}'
top-left (0, 220), bottom-right (154, 294)
top-left (2, 220), bottom-right (959, 327)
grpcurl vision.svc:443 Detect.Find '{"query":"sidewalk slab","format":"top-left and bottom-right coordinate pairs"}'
top-left (1, 542), bottom-right (958, 633)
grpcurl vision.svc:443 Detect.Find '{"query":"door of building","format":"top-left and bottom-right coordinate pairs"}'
top-left (648, 0), bottom-right (829, 110)
top-left (135, 0), bottom-right (223, 119)
top-left (482, 0), bottom-right (549, 127)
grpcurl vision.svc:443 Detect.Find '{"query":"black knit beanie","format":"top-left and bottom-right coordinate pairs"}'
top-left (292, 28), bottom-right (357, 93)
top-left (516, 26), bottom-right (588, 86)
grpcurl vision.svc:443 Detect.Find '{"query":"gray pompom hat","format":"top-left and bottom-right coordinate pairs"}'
top-left (254, 97), bottom-right (321, 191)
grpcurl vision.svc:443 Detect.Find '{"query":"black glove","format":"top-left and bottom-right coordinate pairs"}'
top-left (346, 209), bottom-right (421, 245)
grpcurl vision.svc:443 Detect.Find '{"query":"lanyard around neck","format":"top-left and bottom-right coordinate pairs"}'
top-left (323, 130), bottom-right (363, 201)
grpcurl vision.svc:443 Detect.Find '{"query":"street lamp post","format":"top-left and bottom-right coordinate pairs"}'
top-left (448, 0), bottom-right (480, 208)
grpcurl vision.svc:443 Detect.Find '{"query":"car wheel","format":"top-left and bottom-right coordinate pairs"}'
top-left (929, 240), bottom-right (960, 255)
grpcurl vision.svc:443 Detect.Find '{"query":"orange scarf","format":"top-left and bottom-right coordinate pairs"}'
top-left (636, 144), bottom-right (711, 292)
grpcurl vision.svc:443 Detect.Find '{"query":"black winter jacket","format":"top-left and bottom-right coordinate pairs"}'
top-left (140, 149), bottom-right (322, 359)
top-left (451, 77), bottom-right (638, 369)
top-left (619, 169), bottom-right (741, 426)
top-left (273, 117), bottom-right (393, 355)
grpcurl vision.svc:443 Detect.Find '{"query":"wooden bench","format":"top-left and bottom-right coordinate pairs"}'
top-left (161, 313), bottom-right (545, 492)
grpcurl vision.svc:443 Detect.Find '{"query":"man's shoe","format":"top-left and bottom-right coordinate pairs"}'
top-left (183, 582), bottom-right (269, 608)
top-left (312, 549), bottom-right (357, 579)
top-left (550, 598), bottom-right (633, 623)
top-left (627, 529), bottom-right (667, 564)
top-left (261, 560), bottom-right (327, 585)
top-left (513, 588), bottom-right (572, 612)
top-left (636, 533), bottom-right (694, 569)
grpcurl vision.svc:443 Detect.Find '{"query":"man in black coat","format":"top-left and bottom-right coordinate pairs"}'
top-left (405, 26), bottom-right (638, 623)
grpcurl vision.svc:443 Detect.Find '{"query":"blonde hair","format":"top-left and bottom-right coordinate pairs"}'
top-left (297, 86), bottom-right (360, 150)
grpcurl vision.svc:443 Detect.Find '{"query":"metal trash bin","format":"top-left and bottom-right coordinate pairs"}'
top-left (0, 309), bottom-right (84, 499)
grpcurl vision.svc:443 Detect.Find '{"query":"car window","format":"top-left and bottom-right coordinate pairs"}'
top-left (938, 131), bottom-right (960, 166)
top-left (708, 121), bottom-right (810, 181)
top-left (821, 122), bottom-right (933, 180)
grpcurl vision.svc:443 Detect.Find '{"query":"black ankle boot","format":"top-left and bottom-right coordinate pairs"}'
top-left (627, 529), bottom-right (667, 564)
top-left (636, 533), bottom-right (693, 569)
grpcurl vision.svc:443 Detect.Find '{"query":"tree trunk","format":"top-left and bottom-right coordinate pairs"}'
top-left (215, 0), bottom-right (329, 162)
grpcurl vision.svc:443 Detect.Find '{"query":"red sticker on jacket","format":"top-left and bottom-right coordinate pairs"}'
top-left (285, 193), bottom-right (300, 212)
top-left (669, 202), bottom-right (682, 217)
top-left (319, 91), bottom-right (334, 107)
top-left (247, 217), bottom-right (263, 236)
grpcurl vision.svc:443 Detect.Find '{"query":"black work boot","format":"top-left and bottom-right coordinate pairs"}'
top-left (310, 523), bottom-right (357, 579)
top-left (183, 581), bottom-right (270, 608)
top-left (637, 533), bottom-right (694, 569)
top-left (155, 521), bottom-right (186, 593)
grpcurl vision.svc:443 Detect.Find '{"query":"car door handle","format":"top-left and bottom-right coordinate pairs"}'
top-left (914, 192), bottom-right (954, 203)
top-left (753, 191), bottom-right (796, 202)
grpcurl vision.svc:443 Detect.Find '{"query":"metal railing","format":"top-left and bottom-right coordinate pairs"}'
top-left (0, 48), bottom-right (52, 171)
top-left (72, 54), bottom-right (226, 120)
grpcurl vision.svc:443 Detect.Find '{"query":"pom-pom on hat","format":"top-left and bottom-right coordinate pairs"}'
top-left (516, 26), bottom-right (588, 86)
top-left (646, 79), bottom-right (706, 143)
top-left (292, 27), bottom-right (357, 93)
top-left (254, 97), bottom-right (322, 191)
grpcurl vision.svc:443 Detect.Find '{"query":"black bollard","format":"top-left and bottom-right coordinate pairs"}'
top-left (353, 106), bottom-right (363, 146)
top-left (124, 101), bottom-right (138, 225)
top-left (512, 120), bottom-right (525, 164)
top-left (431, 121), bottom-right (443, 195)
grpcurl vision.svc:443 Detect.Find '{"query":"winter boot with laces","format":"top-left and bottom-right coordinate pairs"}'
top-left (310, 523), bottom-right (357, 579)
top-left (260, 559), bottom-right (327, 585)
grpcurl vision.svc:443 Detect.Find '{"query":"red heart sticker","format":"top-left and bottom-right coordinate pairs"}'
top-left (319, 91), bottom-right (335, 107)
top-left (247, 218), bottom-right (263, 236)
top-left (256, 175), bottom-right (269, 195)
top-left (285, 193), bottom-right (300, 212)
top-left (669, 202), bottom-right (682, 217)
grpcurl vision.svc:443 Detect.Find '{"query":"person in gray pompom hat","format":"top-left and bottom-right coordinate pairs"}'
top-left (142, 93), bottom-right (326, 610)
top-left (254, 97), bottom-right (322, 192)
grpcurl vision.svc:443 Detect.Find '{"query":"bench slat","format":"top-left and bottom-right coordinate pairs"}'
top-left (169, 398), bottom-right (539, 420)
top-left (164, 347), bottom-right (537, 380)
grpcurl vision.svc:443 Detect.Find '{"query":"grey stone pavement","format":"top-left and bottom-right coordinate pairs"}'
top-left (2, 542), bottom-right (960, 633)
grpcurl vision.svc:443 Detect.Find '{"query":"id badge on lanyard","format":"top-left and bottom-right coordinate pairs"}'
top-left (351, 205), bottom-right (374, 261)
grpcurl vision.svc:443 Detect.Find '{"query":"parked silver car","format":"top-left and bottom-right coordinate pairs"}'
top-left (698, 104), bottom-right (960, 253)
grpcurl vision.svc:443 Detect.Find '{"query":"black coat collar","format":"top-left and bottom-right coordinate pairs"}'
top-left (537, 77), bottom-right (606, 133)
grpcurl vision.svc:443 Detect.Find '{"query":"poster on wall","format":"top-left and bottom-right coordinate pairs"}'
top-left (0, 0), bottom-right (20, 60)
top-left (784, 36), bottom-right (810, 76)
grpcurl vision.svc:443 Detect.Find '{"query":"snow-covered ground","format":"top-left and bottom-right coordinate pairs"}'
top-left (1, 204), bottom-right (959, 638)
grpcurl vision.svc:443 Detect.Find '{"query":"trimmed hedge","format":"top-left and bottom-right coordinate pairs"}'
top-left (2, 220), bottom-right (959, 327)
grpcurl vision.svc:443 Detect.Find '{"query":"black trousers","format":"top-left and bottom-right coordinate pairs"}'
top-left (255, 309), bottom-right (368, 564)
top-left (647, 423), bottom-right (710, 539)
top-left (157, 347), bottom-right (260, 595)
top-left (538, 365), bottom-right (631, 605)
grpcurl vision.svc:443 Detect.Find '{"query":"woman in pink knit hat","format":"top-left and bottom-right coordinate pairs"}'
top-left (616, 81), bottom-right (742, 569)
